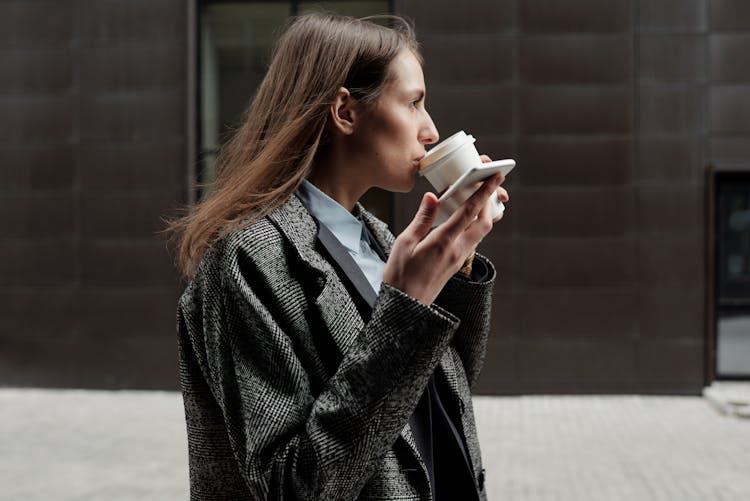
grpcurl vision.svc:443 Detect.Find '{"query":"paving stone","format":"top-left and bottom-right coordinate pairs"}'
top-left (1, 389), bottom-right (749, 500)
top-left (703, 382), bottom-right (750, 419)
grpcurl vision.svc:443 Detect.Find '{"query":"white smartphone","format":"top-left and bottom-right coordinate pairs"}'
top-left (438, 159), bottom-right (515, 202)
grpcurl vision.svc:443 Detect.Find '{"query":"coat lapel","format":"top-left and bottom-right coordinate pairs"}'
top-left (266, 195), bottom-right (399, 358)
top-left (356, 202), bottom-right (395, 259)
top-left (315, 221), bottom-right (378, 310)
top-left (266, 195), bottom-right (364, 357)
top-left (400, 422), bottom-right (431, 482)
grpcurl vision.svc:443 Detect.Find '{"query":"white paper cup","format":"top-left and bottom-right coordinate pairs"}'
top-left (419, 130), bottom-right (504, 225)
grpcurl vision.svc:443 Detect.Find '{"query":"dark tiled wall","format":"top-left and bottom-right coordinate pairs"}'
top-left (635, 0), bottom-right (707, 393)
top-left (0, 0), bottom-right (186, 389)
top-left (394, 0), bottom-right (728, 393)
top-left (710, 0), bottom-right (750, 164)
top-left (3, 1), bottom-right (747, 393)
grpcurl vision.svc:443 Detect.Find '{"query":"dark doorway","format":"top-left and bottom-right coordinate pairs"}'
top-left (714, 171), bottom-right (750, 378)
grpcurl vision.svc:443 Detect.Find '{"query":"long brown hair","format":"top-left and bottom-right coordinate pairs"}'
top-left (166, 12), bottom-right (421, 279)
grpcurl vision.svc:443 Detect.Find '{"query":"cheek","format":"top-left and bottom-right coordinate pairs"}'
top-left (371, 106), bottom-right (412, 138)
top-left (357, 107), bottom-right (415, 165)
top-left (382, 120), bottom-right (416, 159)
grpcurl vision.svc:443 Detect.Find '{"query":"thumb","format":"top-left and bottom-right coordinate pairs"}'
top-left (407, 192), bottom-right (439, 238)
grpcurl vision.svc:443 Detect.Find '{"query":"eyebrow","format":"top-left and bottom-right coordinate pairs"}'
top-left (408, 89), bottom-right (425, 100)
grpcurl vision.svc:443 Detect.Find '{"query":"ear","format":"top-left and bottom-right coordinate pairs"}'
top-left (329, 87), bottom-right (357, 135)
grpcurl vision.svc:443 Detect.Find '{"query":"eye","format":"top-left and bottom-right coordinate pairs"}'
top-left (410, 98), bottom-right (422, 108)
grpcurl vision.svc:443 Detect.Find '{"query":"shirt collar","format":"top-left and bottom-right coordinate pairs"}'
top-left (296, 179), bottom-right (366, 254)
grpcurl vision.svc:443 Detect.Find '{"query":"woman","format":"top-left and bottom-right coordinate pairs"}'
top-left (170, 12), bottom-right (509, 501)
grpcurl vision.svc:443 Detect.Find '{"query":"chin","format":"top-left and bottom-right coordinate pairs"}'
top-left (396, 178), bottom-right (416, 193)
top-left (379, 177), bottom-right (415, 193)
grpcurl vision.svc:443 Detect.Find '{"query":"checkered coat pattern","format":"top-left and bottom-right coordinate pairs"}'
top-left (177, 193), bottom-right (496, 500)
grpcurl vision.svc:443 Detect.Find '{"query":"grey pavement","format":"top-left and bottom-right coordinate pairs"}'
top-left (1, 385), bottom-right (749, 500)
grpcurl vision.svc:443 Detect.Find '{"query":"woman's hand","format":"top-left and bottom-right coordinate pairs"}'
top-left (382, 172), bottom-right (505, 305)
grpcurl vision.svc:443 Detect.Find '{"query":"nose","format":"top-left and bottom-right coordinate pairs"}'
top-left (420, 111), bottom-right (439, 145)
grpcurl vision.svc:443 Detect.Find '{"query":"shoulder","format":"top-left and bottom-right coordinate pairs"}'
top-left (181, 214), bottom-right (301, 319)
top-left (180, 216), bottom-right (281, 296)
top-left (224, 216), bottom-right (285, 261)
top-left (194, 194), bottom-right (319, 285)
top-left (204, 215), bottom-right (287, 281)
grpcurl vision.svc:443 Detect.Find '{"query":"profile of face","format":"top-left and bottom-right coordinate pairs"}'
top-left (346, 49), bottom-right (440, 193)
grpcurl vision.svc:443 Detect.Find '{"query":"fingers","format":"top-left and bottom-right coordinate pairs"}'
top-left (492, 198), bottom-right (506, 223)
top-left (447, 176), bottom-right (503, 258)
top-left (460, 191), bottom-right (496, 247)
top-left (402, 192), bottom-right (439, 244)
top-left (480, 154), bottom-right (492, 164)
top-left (463, 195), bottom-right (502, 235)
top-left (438, 173), bottom-right (503, 239)
top-left (492, 187), bottom-right (509, 222)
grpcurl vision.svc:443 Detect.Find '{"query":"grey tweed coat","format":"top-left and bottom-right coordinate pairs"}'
top-left (177, 193), bottom-right (496, 500)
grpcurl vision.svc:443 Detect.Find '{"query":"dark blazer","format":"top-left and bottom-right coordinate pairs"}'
top-left (177, 193), bottom-right (496, 500)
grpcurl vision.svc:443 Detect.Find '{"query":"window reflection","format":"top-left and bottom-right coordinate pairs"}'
top-left (200, 3), bottom-right (290, 188)
top-left (717, 313), bottom-right (750, 376)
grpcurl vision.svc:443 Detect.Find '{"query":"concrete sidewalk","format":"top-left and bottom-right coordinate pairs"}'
top-left (1, 387), bottom-right (748, 500)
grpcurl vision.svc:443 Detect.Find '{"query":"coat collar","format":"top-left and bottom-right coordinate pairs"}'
top-left (265, 194), bottom-right (394, 357)
top-left (355, 202), bottom-right (395, 260)
top-left (266, 193), bottom-right (393, 269)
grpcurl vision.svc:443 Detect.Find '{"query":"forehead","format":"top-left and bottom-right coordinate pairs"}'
top-left (386, 49), bottom-right (425, 93)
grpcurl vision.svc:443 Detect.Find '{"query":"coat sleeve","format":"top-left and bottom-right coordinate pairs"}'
top-left (181, 242), bottom-right (461, 500)
top-left (433, 252), bottom-right (496, 389)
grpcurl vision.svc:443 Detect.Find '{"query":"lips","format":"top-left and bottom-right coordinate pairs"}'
top-left (414, 155), bottom-right (426, 170)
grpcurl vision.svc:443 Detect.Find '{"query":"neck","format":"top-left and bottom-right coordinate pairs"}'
top-left (308, 151), bottom-right (368, 212)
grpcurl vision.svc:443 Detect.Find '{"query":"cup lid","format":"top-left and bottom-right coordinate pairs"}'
top-left (419, 130), bottom-right (475, 171)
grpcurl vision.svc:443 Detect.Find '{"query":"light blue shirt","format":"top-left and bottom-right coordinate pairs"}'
top-left (295, 179), bottom-right (386, 294)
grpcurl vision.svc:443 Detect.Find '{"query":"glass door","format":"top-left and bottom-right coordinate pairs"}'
top-left (716, 172), bottom-right (750, 377)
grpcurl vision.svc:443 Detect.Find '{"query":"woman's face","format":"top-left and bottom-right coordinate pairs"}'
top-left (353, 49), bottom-right (439, 193)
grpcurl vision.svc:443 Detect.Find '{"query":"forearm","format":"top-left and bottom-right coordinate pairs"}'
top-left (302, 284), bottom-right (459, 495)
top-left (204, 283), bottom-right (459, 500)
